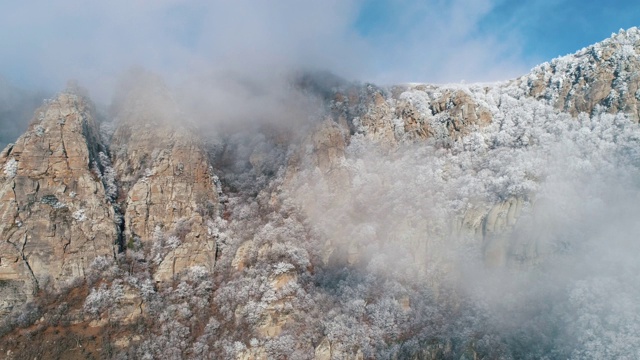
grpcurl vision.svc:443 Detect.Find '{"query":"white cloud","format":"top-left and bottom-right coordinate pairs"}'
top-left (363, 0), bottom-right (531, 84)
top-left (0, 0), bottom-right (536, 97)
top-left (0, 0), bottom-right (367, 99)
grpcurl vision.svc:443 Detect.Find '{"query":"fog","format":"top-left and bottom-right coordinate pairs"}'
top-left (287, 85), bottom-right (640, 357)
top-left (0, 78), bottom-right (49, 149)
top-left (0, 1), bottom-right (532, 103)
top-left (0, 1), bottom-right (531, 146)
top-left (0, 1), bottom-right (360, 98)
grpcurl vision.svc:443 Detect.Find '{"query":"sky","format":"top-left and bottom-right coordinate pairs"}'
top-left (0, 0), bottom-right (638, 96)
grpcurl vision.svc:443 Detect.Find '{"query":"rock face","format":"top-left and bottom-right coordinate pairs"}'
top-left (324, 83), bottom-right (493, 149)
top-left (0, 75), bottom-right (223, 317)
top-left (480, 197), bottom-right (526, 267)
top-left (0, 90), bottom-right (117, 316)
top-left (109, 75), bottom-right (220, 282)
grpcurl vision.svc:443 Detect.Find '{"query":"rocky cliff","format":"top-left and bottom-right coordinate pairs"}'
top-left (1, 28), bottom-right (640, 360)
top-left (109, 74), bottom-right (220, 282)
top-left (0, 88), bottom-right (117, 317)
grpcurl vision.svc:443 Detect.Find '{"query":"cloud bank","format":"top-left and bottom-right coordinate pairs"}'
top-left (0, 0), bottom-right (535, 100)
top-left (0, 0), bottom-right (365, 99)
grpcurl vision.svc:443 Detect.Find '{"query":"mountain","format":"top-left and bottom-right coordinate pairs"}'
top-left (1, 28), bottom-right (640, 359)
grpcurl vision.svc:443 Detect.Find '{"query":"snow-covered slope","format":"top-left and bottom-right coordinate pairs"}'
top-left (519, 27), bottom-right (640, 120)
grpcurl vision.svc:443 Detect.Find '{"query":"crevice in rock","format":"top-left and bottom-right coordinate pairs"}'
top-left (10, 180), bottom-right (17, 204)
top-left (3, 144), bottom-right (14, 157)
top-left (115, 205), bottom-right (126, 254)
top-left (7, 235), bottom-right (39, 293)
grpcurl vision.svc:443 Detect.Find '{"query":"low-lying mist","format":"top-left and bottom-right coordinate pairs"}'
top-left (125, 71), bottom-right (640, 357)
top-left (287, 84), bottom-right (640, 358)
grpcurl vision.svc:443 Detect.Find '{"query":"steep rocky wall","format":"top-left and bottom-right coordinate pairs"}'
top-left (0, 91), bottom-right (117, 316)
top-left (324, 83), bottom-right (493, 149)
top-left (110, 77), bottom-right (220, 282)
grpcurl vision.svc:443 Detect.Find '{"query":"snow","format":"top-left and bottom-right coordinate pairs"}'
top-left (3, 158), bottom-right (17, 178)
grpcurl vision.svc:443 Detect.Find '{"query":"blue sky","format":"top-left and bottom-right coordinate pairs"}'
top-left (355, 0), bottom-right (640, 59)
top-left (353, 0), bottom-right (640, 82)
top-left (0, 0), bottom-right (638, 95)
top-left (477, 0), bottom-right (640, 60)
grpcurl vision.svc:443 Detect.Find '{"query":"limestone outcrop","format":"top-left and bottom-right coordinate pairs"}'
top-left (109, 75), bottom-right (220, 282)
top-left (324, 82), bottom-right (493, 149)
top-left (0, 90), bottom-right (117, 316)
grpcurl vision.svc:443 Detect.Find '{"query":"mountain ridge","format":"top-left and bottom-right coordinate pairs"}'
top-left (1, 28), bottom-right (640, 359)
